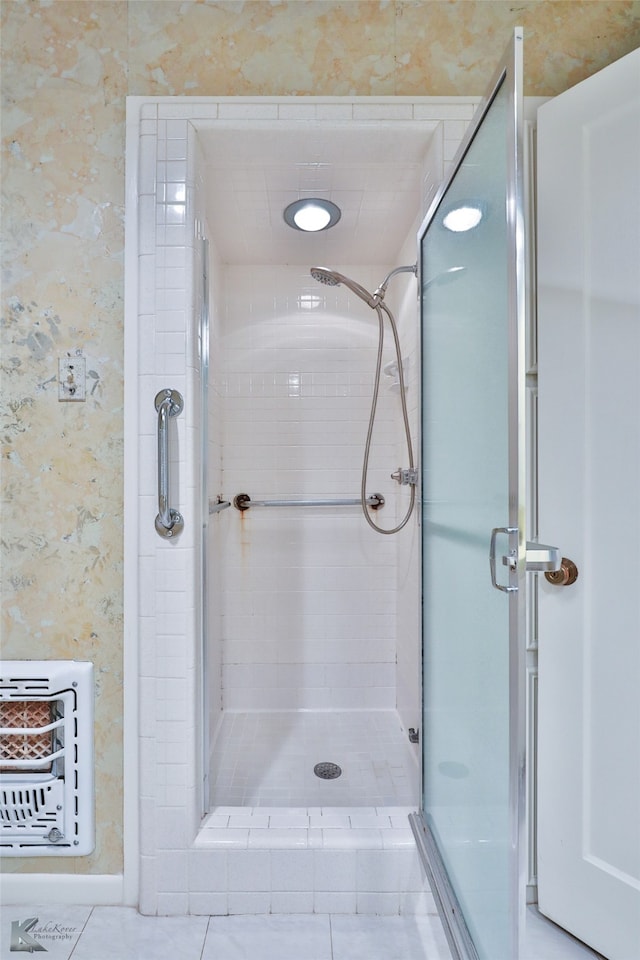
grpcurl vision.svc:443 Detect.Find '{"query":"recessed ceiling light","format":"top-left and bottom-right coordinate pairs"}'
top-left (284, 199), bottom-right (341, 233)
top-left (442, 203), bottom-right (484, 233)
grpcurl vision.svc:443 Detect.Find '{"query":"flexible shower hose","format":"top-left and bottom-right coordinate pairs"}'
top-left (361, 300), bottom-right (415, 535)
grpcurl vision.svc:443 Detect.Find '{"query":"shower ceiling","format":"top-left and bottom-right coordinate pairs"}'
top-left (198, 122), bottom-right (436, 266)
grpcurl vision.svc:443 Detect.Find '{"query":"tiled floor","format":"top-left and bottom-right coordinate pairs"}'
top-left (209, 709), bottom-right (419, 807)
top-left (522, 907), bottom-right (607, 960)
top-left (0, 908), bottom-right (452, 960)
top-left (0, 905), bottom-right (606, 959)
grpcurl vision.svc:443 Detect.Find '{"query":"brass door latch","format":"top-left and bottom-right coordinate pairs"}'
top-left (544, 557), bottom-right (579, 586)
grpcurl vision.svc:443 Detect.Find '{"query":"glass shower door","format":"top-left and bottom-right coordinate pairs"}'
top-left (410, 31), bottom-right (526, 960)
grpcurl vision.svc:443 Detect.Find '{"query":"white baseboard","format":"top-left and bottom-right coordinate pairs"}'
top-left (0, 873), bottom-right (127, 906)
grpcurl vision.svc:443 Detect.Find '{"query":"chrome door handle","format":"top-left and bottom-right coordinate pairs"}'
top-left (155, 389), bottom-right (184, 539)
top-left (490, 530), bottom-right (563, 591)
top-left (490, 527), bottom-right (518, 592)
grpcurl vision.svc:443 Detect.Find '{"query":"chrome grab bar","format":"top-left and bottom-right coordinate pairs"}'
top-left (233, 493), bottom-right (385, 511)
top-left (155, 389), bottom-right (184, 539)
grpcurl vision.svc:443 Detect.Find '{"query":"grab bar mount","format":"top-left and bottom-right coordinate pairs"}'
top-left (155, 388), bottom-right (184, 539)
top-left (209, 498), bottom-right (231, 515)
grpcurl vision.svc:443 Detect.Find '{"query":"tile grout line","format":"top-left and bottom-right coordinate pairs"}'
top-left (67, 904), bottom-right (94, 959)
top-left (198, 916), bottom-right (212, 960)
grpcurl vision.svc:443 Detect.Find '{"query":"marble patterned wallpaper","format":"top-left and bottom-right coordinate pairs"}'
top-left (1, 0), bottom-right (638, 877)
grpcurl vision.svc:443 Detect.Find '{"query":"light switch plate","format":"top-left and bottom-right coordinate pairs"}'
top-left (58, 355), bottom-right (86, 401)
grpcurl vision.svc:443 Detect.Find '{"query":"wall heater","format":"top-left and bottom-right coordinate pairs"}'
top-left (0, 660), bottom-right (94, 856)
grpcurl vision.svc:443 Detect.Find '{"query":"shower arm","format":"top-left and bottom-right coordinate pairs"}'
top-left (370, 263), bottom-right (417, 306)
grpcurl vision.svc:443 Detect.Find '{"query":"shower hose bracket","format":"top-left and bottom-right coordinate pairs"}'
top-left (391, 467), bottom-right (418, 486)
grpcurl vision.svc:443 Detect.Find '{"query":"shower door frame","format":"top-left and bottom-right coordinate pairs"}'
top-left (410, 28), bottom-right (528, 960)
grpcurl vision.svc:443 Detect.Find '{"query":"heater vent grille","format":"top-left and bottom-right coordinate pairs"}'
top-left (0, 779), bottom-right (63, 828)
top-left (0, 700), bottom-right (54, 769)
top-left (0, 661), bottom-right (94, 856)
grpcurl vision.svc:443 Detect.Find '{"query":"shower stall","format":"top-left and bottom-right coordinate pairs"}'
top-left (125, 33), bottom-right (534, 953)
top-left (125, 91), bottom-right (461, 919)
top-left (185, 111), bottom-right (444, 816)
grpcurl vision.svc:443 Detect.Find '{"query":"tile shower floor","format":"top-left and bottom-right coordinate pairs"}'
top-left (209, 710), bottom-right (419, 807)
top-left (0, 906), bottom-right (606, 960)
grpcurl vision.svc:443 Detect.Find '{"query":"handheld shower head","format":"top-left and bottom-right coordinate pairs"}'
top-left (310, 267), bottom-right (376, 306)
top-left (310, 267), bottom-right (341, 287)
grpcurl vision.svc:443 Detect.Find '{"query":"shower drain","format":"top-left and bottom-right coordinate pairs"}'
top-left (314, 762), bottom-right (342, 780)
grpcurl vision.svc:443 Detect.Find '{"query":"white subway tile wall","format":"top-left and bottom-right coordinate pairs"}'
top-left (134, 98), bottom-right (474, 913)
top-left (215, 262), bottom-right (400, 710)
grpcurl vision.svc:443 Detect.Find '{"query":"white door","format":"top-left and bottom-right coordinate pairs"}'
top-left (537, 48), bottom-right (640, 960)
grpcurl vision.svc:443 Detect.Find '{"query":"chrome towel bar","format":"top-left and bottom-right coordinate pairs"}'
top-left (155, 388), bottom-right (184, 539)
top-left (233, 493), bottom-right (385, 511)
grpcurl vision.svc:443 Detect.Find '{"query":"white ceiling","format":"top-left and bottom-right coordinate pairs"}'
top-left (198, 123), bottom-right (436, 267)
